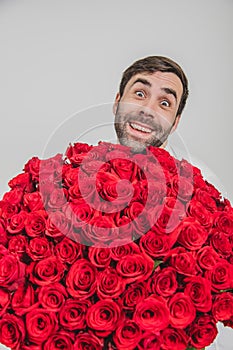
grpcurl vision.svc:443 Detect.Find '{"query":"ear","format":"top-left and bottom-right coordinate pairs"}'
top-left (113, 92), bottom-right (121, 115)
top-left (171, 115), bottom-right (181, 133)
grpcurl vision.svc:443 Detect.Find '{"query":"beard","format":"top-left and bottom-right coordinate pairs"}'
top-left (114, 106), bottom-right (175, 153)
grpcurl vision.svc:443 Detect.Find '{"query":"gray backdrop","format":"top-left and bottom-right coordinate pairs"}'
top-left (0, 0), bottom-right (232, 348)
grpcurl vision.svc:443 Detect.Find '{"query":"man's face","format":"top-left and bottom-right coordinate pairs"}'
top-left (113, 71), bottom-right (183, 152)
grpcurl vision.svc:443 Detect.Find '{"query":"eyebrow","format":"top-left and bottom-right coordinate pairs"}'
top-left (130, 78), bottom-right (152, 88)
top-left (130, 78), bottom-right (178, 103)
top-left (161, 87), bottom-right (177, 103)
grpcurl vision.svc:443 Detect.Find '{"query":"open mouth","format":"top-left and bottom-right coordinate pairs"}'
top-left (127, 121), bottom-right (153, 137)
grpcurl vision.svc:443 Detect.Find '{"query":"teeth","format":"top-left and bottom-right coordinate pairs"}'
top-left (130, 122), bottom-right (152, 133)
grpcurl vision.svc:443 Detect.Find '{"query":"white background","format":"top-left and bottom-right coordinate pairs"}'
top-left (0, 0), bottom-right (232, 348)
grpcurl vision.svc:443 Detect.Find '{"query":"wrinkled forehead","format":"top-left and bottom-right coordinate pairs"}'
top-left (124, 71), bottom-right (183, 100)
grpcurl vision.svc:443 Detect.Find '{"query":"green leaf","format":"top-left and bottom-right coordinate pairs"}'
top-left (186, 348), bottom-right (205, 350)
top-left (153, 259), bottom-right (163, 270)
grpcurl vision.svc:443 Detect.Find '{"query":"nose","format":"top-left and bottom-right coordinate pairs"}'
top-left (138, 97), bottom-right (158, 119)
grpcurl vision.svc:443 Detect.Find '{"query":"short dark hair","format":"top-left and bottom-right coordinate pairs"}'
top-left (119, 56), bottom-right (189, 116)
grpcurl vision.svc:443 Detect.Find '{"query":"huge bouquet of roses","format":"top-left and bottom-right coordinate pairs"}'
top-left (0, 141), bottom-right (233, 350)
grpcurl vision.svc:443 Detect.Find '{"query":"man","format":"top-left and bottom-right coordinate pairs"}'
top-left (113, 56), bottom-right (230, 349)
top-left (113, 55), bottom-right (188, 153)
top-left (113, 55), bottom-right (227, 197)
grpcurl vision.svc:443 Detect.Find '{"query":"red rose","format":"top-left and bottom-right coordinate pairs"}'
top-left (113, 320), bottom-right (141, 350)
top-left (116, 253), bottom-right (154, 284)
top-left (96, 171), bottom-right (134, 207)
top-left (45, 211), bottom-right (71, 240)
top-left (81, 159), bottom-right (110, 176)
top-left (184, 276), bottom-right (212, 312)
top-left (205, 181), bottom-right (221, 199)
top-left (47, 188), bottom-right (68, 210)
top-left (109, 240), bottom-right (140, 260)
top-left (25, 210), bottom-right (47, 237)
top-left (105, 147), bottom-right (131, 162)
top-left (122, 282), bottom-right (148, 311)
top-left (194, 188), bottom-right (217, 212)
top-left (109, 158), bottom-right (136, 180)
top-left (168, 292), bottom-right (196, 328)
top-left (82, 215), bottom-right (118, 245)
top-left (210, 230), bottom-right (232, 258)
top-left (62, 166), bottom-right (79, 187)
top-left (212, 292), bottom-right (233, 321)
top-left (152, 205), bottom-right (181, 234)
top-left (65, 142), bottom-right (93, 165)
top-left (7, 211), bottom-right (27, 234)
top-left (137, 332), bottom-right (161, 350)
top-left (171, 175), bottom-right (194, 202)
top-left (176, 217), bottom-right (208, 250)
top-left (23, 191), bottom-right (44, 211)
top-left (179, 158), bottom-right (194, 178)
top-left (86, 299), bottom-right (121, 337)
top-left (113, 215), bottom-right (135, 241)
top-left (97, 267), bottom-right (125, 299)
top-left (205, 260), bottom-right (233, 291)
top-left (124, 201), bottom-right (144, 220)
top-left (74, 332), bottom-right (103, 350)
top-left (3, 188), bottom-right (24, 205)
top-left (0, 201), bottom-right (19, 220)
top-left (139, 229), bottom-right (177, 259)
top-left (152, 149), bottom-right (177, 174)
top-left (215, 211), bottom-right (233, 236)
top-left (145, 181), bottom-right (166, 207)
top-left (167, 247), bottom-right (199, 276)
top-left (132, 209), bottom-right (151, 238)
top-left (197, 246), bottom-right (220, 270)
top-left (134, 295), bottom-right (169, 332)
top-left (8, 172), bottom-right (33, 192)
top-left (39, 154), bottom-right (63, 176)
top-left (163, 196), bottom-right (186, 217)
top-left (0, 314), bottom-right (25, 350)
top-left (27, 256), bottom-right (65, 286)
top-left (44, 331), bottom-right (75, 350)
top-left (8, 234), bottom-right (28, 258)
top-left (189, 315), bottom-right (218, 349)
top-left (24, 156), bottom-right (41, 180)
top-left (69, 177), bottom-right (97, 204)
top-left (27, 237), bottom-right (52, 261)
top-left (66, 258), bottom-right (97, 298)
top-left (0, 244), bottom-right (25, 290)
top-left (187, 198), bottom-right (213, 229)
top-left (0, 288), bottom-right (10, 317)
top-left (55, 237), bottom-right (83, 264)
top-left (39, 155), bottom-right (64, 194)
top-left (11, 283), bottom-right (36, 316)
top-left (88, 246), bottom-right (111, 268)
top-left (25, 308), bottom-right (58, 344)
top-left (38, 283), bottom-right (68, 311)
top-left (149, 267), bottom-right (178, 297)
top-left (145, 156), bottom-right (165, 181)
top-left (161, 327), bottom-right (189, 350)
top-left (67, 200), bottom-right (93, 229)
top-left (59, 299), bottom-right (91, 330)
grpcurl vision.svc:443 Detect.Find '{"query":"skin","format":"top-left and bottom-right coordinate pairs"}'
top-left (113, 71), bottom-right (183, 152)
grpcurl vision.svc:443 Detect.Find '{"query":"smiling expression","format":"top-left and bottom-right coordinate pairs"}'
top-left (113, 71), bottom-right (183, 152)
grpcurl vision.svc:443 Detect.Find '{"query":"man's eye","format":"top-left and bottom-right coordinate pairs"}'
top-left (161, 100), bottom-right (170, 107)
top-left (135, 91), bottom-right (145, 98)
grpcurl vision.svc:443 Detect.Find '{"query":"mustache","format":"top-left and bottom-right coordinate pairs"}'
top-left (119, 113), bottom-right (164, 133)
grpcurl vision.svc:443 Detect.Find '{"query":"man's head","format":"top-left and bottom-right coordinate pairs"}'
top-left (113, 56), bottom-right (189, 152)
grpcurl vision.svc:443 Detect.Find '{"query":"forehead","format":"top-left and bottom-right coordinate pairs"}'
top-left (125, 71), bottom-right (183, 99)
